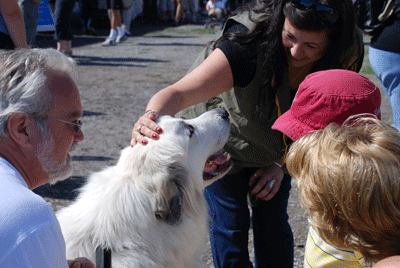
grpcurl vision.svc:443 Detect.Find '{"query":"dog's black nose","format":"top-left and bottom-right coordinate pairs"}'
top-left (220, 108), bottom-right (229, 121)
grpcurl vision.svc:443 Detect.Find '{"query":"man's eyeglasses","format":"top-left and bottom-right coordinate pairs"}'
top-left (48, 117), bottom-right (83, 135)
top-left (291, 0), bottom-right (339, 25)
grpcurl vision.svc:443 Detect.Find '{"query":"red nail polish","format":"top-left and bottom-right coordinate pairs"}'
top-left (156, 127), bottom-right (162, 133)
top-left (152, 133), bottom-right (158, 139)
top-left (142, 139), bottom-right (147, 145)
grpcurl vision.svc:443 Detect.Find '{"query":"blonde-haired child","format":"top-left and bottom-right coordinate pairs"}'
top-left (287, 116), bottom-right (400, 267)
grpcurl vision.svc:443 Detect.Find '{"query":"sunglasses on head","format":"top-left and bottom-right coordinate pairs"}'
top-left (291, 0), bottom-right (339, 25)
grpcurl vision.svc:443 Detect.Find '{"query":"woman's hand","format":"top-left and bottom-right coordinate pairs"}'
top-left (249, 163), bottom-right (284, 202)
top-left (131, 110), bottom-right (163, 146)
top-left (68, 257), bottom-right (94, 268)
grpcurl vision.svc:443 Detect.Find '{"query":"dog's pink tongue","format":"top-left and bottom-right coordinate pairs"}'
top-left (213, 154), bottom-right (229, 164)
top-left (204, 154), bottom-right (229, 173)
top-left (204, 162), bottom-right (218, 173)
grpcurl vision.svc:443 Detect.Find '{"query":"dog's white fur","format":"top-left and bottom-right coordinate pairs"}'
top-left (57, 108), bottom-right (231, 268)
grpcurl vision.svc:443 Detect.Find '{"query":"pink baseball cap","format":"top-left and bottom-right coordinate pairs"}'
top-left (272, 69), bottom-right (381, 141)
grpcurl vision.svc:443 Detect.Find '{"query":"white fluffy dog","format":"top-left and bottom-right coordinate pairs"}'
top-left (57, 108), bottom-right (233, 268)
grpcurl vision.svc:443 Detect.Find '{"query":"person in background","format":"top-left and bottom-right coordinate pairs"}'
top-left (0, 0), bottom-right (29, 49)
top-left (121, 0), bottom-right (134, 35)
top-left (81, 0), bottom-right (98, 36)
top-left (205, 0), bottom-right (227, 26)
top-left (286, 115), bottom-right (400, 267)
top-left (158, 0), bottom-right (175, 24)
top-left (368, 1), bottom-right (400, 131)
top-left (17, 0), bottom-right (39, 47)
top-left (48, 0), bottom-right (75, 56)
top-left (131, 0), bottom-right (363, 267)
top-left (184, 0), bottom-right (199, 23)
top-left (173, 0), bottom-right (185, 25)
top-left (0, 48), bottom-right (93, 268)
top-left (103, 0), bottom-right (127, 46)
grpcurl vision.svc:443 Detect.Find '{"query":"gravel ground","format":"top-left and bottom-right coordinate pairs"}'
top-left (33, 18), bottom-right (392, 268)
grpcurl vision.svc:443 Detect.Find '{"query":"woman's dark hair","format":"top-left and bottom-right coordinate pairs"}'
top-left (213, 0), bottom-right (356, 98)
top-left (283, 0), bottom-right (356, 71)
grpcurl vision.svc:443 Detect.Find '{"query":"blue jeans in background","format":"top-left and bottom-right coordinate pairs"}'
top-left (369, 47), bottom-right (400, 131)
top-left (205, 167), bottom-right (294, 268)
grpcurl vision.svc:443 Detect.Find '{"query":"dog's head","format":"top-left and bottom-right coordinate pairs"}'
top-left (117, 108), bottom-right (233, 225)
top-left (155, 107), bottom-right (233, 185)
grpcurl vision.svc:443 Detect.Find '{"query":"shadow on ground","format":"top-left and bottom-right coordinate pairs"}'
top-left (33, 176), bottom-right (87, 200)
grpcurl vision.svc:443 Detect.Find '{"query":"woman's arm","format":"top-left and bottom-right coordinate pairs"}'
top-left (0, 0), bottom-right (28, 48)
top-left (148, 48), bottom-right (233, 116)
top-left (131, 48), bottom-right (234, 146)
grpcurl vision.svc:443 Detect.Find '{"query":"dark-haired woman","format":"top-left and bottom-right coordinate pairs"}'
top-left (131, 0), bottom-right (363, 267)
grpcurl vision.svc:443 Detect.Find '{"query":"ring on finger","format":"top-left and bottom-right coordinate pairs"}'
top-left (137, 125), bottom-right (143, 133)
top-left (269, 180), bottom-right (276, 188)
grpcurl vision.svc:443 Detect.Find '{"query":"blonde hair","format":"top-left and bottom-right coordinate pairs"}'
top-left (286, 115), bottom-right (400, 263)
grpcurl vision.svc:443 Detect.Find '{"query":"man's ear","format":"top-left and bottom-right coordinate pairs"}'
top-left (7, 113), bottom-right (36, 148)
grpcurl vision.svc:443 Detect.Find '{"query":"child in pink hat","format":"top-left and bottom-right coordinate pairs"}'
top-left (272, 69), bottom-right (381, 141)
top-left (273, 69), bottom-right (395, 267)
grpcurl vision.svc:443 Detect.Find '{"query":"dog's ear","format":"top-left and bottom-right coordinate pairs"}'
top-left (154, 165), bottom-right (187, 225)
top-left (155, 192), bottom-right (182, 225)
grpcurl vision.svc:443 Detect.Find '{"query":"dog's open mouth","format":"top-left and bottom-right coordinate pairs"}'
top-left (203, 151), bottom-right (233, 181)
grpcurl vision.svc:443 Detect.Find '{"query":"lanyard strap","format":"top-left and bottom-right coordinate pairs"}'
top-left (275, 93), bottom-right (288, 162)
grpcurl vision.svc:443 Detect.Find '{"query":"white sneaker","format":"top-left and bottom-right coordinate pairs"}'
top-left (116, 34), bottom-right (128, 44)
top-left (102, 37), bottom-right (116, 46)
top-left (122, 25), bottom-right (131, 36)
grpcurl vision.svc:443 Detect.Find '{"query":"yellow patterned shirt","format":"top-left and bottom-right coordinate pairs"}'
top-left (304, 225), bottom-right (372, 268)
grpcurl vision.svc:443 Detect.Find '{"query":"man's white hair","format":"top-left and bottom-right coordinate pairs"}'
top-left (0, 48), bottom-right (78, 138)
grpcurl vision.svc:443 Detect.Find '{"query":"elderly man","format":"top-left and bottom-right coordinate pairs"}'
top-left (0, 49), bottom-right (93, 268)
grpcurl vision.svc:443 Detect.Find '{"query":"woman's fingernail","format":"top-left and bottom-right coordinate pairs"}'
top-left (142, 139), bottom-right (148, 145)
top-left (156, 127), bottom-right (163, 133)
top-left (152, 133), bottom-right (158, 139)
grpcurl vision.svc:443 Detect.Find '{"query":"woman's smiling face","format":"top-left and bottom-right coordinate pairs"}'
top-left (282, 18), bottom-right (330, 68)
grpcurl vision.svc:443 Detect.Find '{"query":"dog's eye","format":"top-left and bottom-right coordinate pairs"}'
top-left (187, 124), bottom-right (195, 138)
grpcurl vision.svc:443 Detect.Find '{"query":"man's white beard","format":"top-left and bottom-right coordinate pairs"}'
top-left (36, 132), bottom-right (76, 185)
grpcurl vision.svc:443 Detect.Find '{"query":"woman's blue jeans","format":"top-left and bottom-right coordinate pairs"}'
top-left (205, 167), bottom-right (294, 268)
top-left (369, 47), bottom-right (400, 131)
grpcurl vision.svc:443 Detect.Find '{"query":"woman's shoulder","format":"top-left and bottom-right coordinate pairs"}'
top-left (224, 10), bottom-right (263, 33)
